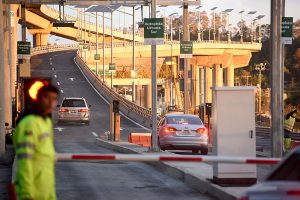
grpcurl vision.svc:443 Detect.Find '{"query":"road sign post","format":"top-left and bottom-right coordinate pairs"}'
top-left (144, 18), bottom-right (164, 45)
top-left (17, 41), bottom-right (31, 58)
top-left (180, 41), bottom-right (193, 58)
top-left (271, 0), bottom-right (284, 158)
top-left (281, 17), bottom-right (293, 44)
top-left (94, 54), bottom-right (100, 60)
top-left (182, 1), bottom-right (190, 114)
top-left (109, 63), bottom-right (116, 89)
top-left (149, 0), bottom-right (160, 152)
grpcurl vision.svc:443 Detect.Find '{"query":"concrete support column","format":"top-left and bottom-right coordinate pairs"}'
top-left (212, 64), bottom-right (223, 87)
top-left (226, 65), bottom-right (235, 86)
top-left (206, 67), bottom-right (213, 103)
top-left (164, 82), bottom-right (170, 108)
top-left (135, 85), bottom-right (142, 106)
top-left (195, 66), bottom-right (200, 107)
top-left (217, 65), bottom-right (223, 87)
top-left (33, 33), bottom-right (48, 47)
top-left (144, 84), bottom-right (152, 109)
top-left (199, 67), bottom-right (204, 105)
top-left (212, 65), bottom-right (216, 87)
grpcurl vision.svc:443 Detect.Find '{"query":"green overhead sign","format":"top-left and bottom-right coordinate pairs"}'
top-left (144, 18), bottom-right (164, 45)
top-left (109, 63), bottom-right (116, 71)
top-left (17, 41), bottom-right (31, 55)
top-left (282, 17), bottom-right (293, 44)
top-left (94, 54), bottom-right (100, 60)
top-left (180, 41), bottom-right (193, 58)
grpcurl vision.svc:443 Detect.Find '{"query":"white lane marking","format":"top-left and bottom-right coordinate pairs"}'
top-left (50, 62), bottom-right (53, 65)
top-left (50, 58), bottom-right (52, 61)
top-left (57, 82), bottom-right (60, 86)
top-left (60, 89), bottom-right (64, 93)
top-left (91, 132), bottom-right (98, 137)
top-left (74, 58), bottom-right (150, 132)
top-left (54, 55), bottom-right (58, 57)
top-left (69, 78), bottom-right (75, 81)
top-left (54, 127), bottom-right (64, 132)
top-left (52, 67), bottom-right (54, 71)
top-left (54, 74), bottom-right (57, 78)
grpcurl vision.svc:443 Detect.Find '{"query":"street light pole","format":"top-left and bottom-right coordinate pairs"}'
top-left (271, 0), bottom-right (284, 157)
top-left (96, 12), bottom-right (98, 76)
top-left (197, 7), bottom-right (201, 41)
top-left (150, 0), bottom-right (159, 152)
top-left (132, 6), bottom-right (136, 102)
top-left (170, 16), bottom-right (173, 41)
top-left (256, 63), bottom-right (266, 113)
top-left (111, 10), bottom-right (114, 89)
top-left (102, 12), bottom-right (105, 82)
top-left (239, 10), bottom-right (245, 43)
top-left (183, 1), bottom-right (190, 114)
top-left (211, 7), bottom-right (217, 42)
top-left (169, 12), bottom-right (178, 42)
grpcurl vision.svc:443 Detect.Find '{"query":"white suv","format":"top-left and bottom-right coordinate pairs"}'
top-left (58, 97), bottom-right (90, 125)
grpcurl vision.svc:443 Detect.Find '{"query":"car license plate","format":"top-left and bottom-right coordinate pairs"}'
top-left (177, 131), bottom-right (191, 136)
top-left (71, 110), bottom-right (77, 113)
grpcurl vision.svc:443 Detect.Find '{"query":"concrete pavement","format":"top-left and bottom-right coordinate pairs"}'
top-left (94, 138), bottom-right (274, 200)
top-left (0, 145), bottom-right (14, 200)
top-left (30, 50), bottom-right (215, 200)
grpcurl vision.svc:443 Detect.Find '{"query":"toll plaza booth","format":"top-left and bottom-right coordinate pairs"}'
top-left (211, 87), bottom-right (257, 186)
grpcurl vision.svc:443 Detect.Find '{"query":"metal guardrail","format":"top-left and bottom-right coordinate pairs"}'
top-left (31, 44), bottom-right (79, 55)
top-left (75, 53), bottom-right (159, 128)
top-left (88, 39), bottom-right (262, 50)
top-left (256, 126), bottom-right (300, 141)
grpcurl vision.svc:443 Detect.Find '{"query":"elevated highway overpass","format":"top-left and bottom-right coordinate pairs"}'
top-left (22, 5), bottom-right (144, 46)
top-left (82, 40), bottom-right (261, 107)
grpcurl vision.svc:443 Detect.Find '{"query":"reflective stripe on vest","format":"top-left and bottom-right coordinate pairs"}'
top-left (284, 117), bottom-right (296, 132)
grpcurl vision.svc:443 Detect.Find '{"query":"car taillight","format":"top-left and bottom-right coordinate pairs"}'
top-left (238, 196), bottom-right (249, 200)
top-left (59, 108), bottom-right (69, 113)
top-left (196, 128), bottom-right (208, 135)
top-left (164, 127), bottom-right (177, 133)
top-left (287, 190), bottom-right (300, 196)
top-left (78, 108), bottom-right (89, 112)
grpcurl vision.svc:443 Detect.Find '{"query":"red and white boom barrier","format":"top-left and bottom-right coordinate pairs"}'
top-left (56, 153), bottom-right (281, 165)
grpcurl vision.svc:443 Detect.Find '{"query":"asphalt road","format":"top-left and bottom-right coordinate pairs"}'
top-left (30, 50), bottom-right (214, 200)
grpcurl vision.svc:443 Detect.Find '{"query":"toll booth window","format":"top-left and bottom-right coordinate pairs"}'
top-left (62, 99), bottom-right (86, 107)
top-left (267, 153), bottom-right (300, 181)
top-left (167, 116), bottom-right (203, 125)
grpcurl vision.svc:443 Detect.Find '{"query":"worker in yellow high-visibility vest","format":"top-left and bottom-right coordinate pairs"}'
top-left (13, 85), bottom-right (59, 200)
top-left (284, 104), bottom-right (300, 153)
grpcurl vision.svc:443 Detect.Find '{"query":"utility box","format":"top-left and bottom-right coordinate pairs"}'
top-left (212, 87), bottom-right (256, 186)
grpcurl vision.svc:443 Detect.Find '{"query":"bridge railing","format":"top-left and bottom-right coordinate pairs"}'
top-left (31, 44), bottom-right (79, 55)
top-left (74, 52), bottom-right (156, 128)
top-left (87, 39), bottom-right (261, 50)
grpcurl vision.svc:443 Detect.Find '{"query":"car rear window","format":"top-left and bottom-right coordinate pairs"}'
top-left (167, 116), bottom-right (203, 125)
top-left (62, 99), bottom-right (86, 107)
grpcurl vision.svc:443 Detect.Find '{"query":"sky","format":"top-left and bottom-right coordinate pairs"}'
top-left (18, 0), bottom-right (300, 44)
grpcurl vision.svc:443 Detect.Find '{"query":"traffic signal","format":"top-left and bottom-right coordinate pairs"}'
top-left (205, 103), bottom-right (212, 116)
top-left (22, 78), bottom-right (51, 111)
